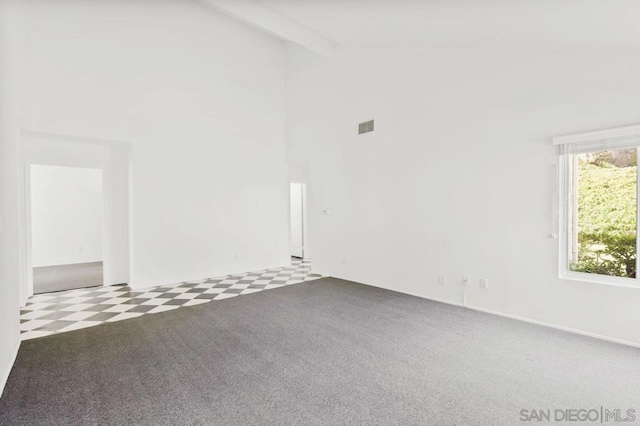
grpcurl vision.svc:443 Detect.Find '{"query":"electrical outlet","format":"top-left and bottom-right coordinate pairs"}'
top-left (438, 274), bottom-right (446, 286)
top-left (479, 278), bottom-right (488, 289)
top-left (463, 275), bottom-right (470, 286)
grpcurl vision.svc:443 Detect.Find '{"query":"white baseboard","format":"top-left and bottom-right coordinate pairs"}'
top-left (465, 304), bottom-right (640, 349)
top-left (326, 273), bottom-right (640, 349)
top-left (0, 339), bottom-right (20, 398)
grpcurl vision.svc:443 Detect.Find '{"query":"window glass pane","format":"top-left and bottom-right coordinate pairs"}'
top-left (570, 148), bottom-right (637, 278)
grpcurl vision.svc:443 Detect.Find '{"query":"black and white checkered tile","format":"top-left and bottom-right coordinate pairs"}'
top-left (21, 258), bottom-right (320, 340)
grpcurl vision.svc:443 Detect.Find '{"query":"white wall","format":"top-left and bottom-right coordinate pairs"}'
top-left (0, 0), bottom-right (24, 396)
top-left (22, 0), bottom-right (290, 288)
top-left (30, 165), bottom-right (103, 267)
top-left (285, 44), bottom-right (640, 345)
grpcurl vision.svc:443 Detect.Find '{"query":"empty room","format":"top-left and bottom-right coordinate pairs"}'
top-left (1, 0), bottom-right (639, 425)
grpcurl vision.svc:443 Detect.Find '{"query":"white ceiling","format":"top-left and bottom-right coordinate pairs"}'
top-left (258, 0), bottom-right (640, 47)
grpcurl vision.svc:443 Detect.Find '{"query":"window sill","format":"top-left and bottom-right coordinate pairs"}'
top-left (559, 271), bottom-right (640, 289)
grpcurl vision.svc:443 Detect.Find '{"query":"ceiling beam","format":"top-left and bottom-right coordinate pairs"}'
top-left (198, 0), bottom-right (336, 56)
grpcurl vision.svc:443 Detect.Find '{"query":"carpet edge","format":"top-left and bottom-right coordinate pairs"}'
top-left (0, 337), bottom-right (20, 399)
top-left (328, 275), bottom-right (640, 349)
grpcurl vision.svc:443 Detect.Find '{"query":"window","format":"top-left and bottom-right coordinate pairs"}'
top-left (555, 125), bottom-right (640, 285)
top-left (569, 148), bottom-right (637, 278)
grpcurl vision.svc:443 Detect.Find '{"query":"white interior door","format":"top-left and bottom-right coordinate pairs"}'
top-left (290, 183), bottom-right (304, 258)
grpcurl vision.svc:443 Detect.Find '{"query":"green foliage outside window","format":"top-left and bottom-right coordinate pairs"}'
top-left (570, 156), bottom-right (637, 278)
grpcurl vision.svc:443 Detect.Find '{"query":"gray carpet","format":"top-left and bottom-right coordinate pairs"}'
top-left (1, 277), bottom-right (639, 425)
top-left (33, 261), bottom-right (103, 294)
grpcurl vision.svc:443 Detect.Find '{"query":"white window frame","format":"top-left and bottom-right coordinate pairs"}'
top-left (555, 124), bottom-right (640, 288)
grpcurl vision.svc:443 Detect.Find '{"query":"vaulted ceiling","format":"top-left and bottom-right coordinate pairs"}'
top-left (258, 0), bottom-right (640, 48)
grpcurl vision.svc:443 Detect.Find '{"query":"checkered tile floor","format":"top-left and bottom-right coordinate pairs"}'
top-left (21, 258), bottom-right (321, 341)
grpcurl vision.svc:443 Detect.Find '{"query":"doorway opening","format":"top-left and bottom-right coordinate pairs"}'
top-left (290, 182), bottom-right (306, 259)
top-left (30, 165), bottom-right (105, 294)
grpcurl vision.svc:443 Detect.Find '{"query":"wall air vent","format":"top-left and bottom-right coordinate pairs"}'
top-left (358, 120), bottom-right (374, 135)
